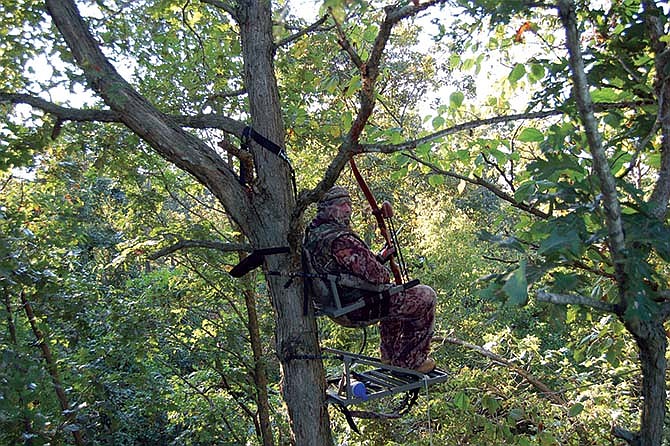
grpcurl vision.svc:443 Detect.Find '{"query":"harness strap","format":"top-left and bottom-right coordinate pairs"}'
top-left (242, 126), bottom-right (285, 159)
top-left (242, 126), bottom-right (297, 197)
top-left (229, 247), bottom-right (290, 278)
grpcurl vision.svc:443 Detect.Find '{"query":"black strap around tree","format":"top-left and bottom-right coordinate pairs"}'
top-left (243, 126), bottom-right (285, 159)
top-left (241, 126), bottom-right (297, 197)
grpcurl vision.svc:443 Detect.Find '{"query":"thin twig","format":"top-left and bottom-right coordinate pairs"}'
top-left (275, 14), bottom-right (330, 49)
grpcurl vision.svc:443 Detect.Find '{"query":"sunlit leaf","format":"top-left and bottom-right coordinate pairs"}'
top-left (508, 63), bottom-right (525, 83)
top-left (450, 91), bottom-right (464, 108)
top-left (428, 175), bottom-right (444, 187)
top-left (432, 116), bottom-right (445, 129)
top-left (568, 403), bottom-right (584, 417)
top-left (518, 127), bottom-right (543, 142)
top-left (453, 391), bottom-right (470, 410)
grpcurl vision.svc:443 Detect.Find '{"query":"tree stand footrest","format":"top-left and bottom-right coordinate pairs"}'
top-left (323, 348), bottom-right (450, 406)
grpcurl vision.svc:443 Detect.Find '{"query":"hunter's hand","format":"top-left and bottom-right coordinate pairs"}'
top-left (377, 245), bottom-right (396, 263)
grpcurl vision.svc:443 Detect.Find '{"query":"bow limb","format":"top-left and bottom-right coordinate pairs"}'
top-left (349, 157), bottom-right (403, 284)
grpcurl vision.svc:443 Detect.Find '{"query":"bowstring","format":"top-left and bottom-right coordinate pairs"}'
top-left (386, 213), bottom-right (409, 283)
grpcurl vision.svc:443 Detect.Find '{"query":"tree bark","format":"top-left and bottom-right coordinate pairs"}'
top-left (629, 320), bottom-right (667, 446)
top-left (235, 1), bottom-right (332, 444)
top-left (642, 0), bottom-right (670, 219)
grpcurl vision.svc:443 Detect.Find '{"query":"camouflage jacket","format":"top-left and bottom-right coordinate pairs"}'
top-left (303, 220), bottom-right (390, 310)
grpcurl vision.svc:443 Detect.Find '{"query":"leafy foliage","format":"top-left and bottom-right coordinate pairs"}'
top-left (1, 0), bottom-right (669, 444)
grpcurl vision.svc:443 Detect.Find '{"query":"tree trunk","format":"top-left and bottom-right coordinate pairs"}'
top-left (557, 2), bottom-right (669, 444)
top-left (244, 244), bottom-right (331, 446)
top-left (236, 1), bottom-right (333, 444)
top-left (43, 0), bottom-right (333, 443)
top-left (627, 319), bottom-right (668, 446)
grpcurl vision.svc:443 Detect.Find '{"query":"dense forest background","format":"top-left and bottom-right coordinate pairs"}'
top-left (1, 0), bottom-right (669, 445)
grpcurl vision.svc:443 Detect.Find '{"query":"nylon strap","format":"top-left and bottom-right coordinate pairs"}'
top-left (241, 126), bottom-right (297, 198)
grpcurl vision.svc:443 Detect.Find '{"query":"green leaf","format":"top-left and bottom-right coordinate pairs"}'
top-left (478, 230), bottom-right (526, 253)
top-left (591, 88), bottom-right (619, 102)
top-left (482, 394), bottom-right (501, 414)
top-left (502, 260), bottom-right (528, 306)
top-left (341, 111), bottom-right (352, 129)
top-left (428, 175), bottom-right (444, 187)
top-left (539, 432), bottom-right (558, 445)
top-left (538, 228), bottom-right (582, 259)
top-left (322, 76), bottom-right (338, 94)
top-left (606, 340), bottom-right (623, 367)
top-left (568, 403), bottom-right (584, 417)
top-left (344, 75), bottom-right (361, 98)
top-left (450, 91), bottom-right (464, 108)
top-left (432, 116), bottom-right (445, 129)
top-left (508, 63), bottom-right (526, 83)
top-left (363, 25), bottom-right (377, 43)
top-left (518, 127), bottom-right (543, 142)
top-left (449, 54), bottom-right (461, 69)
top-left (416, 143), bottom-right (431, 156)
top-left (462, 58), bottom-right (475, 71)
top-left (508, 407), bottom-right (524, 421)
top-left (453, 391), bottom-right (470, 410)
top-left (389, 128), bottom-right (404, 144)
top-left (529, 63), bottom-right (545, 81)
top-left (514, 181), bottom-right (536, 202)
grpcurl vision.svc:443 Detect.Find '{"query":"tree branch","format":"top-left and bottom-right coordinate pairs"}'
top-left (0, 92), bottom-right (247, 135)
top-left (21, 291), bottom-right (85, 446)
top-left (44, 0), bottom-right (252, 229)
top-left (199, 0), bottom-right (236, 18)
top-left (618, 119), bottom-right (661, 179)
top-left (148, 239), bottom-right (251, 260)
top-left (275, 15), bottom-right (330, 50)
top-left (0, 92), bottom-right (121, 122)
top-left (359, 102), bottom-right (652, 154)
top-left (443, 336), bottom-right (567, 406)
top-left (402, 150), bottom-right (551, 219)
top-left (331, 12), bottom-right (364, 69)
top-left (536, 290), bottom-right (619, 314)
top-left (291, 139), bottom-right (357, 225)
top-left (558, 0), bottom-right (628, 292)
top-left (642, 0), bottom-right (670, 219)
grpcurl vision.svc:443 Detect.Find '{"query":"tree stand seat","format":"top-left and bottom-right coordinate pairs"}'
top-left (314, 279), bottom-right (420, 320)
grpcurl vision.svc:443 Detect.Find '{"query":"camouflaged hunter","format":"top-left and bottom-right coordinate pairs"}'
top-left (304, 186), bottom-right (437, 372)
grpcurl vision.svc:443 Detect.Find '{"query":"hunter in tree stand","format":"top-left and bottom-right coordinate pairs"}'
top-left (304, 186), bottom-right (437, 373)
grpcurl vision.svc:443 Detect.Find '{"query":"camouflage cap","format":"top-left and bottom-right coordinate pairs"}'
top-left (320, 186), bottom-right (350, 203)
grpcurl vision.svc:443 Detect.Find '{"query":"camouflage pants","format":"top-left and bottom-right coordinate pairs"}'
top-left (379, 284), bottom-right (436, 369)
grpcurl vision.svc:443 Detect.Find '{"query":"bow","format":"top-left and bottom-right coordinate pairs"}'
top-left (349, 156), bottom-right (404, 285)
